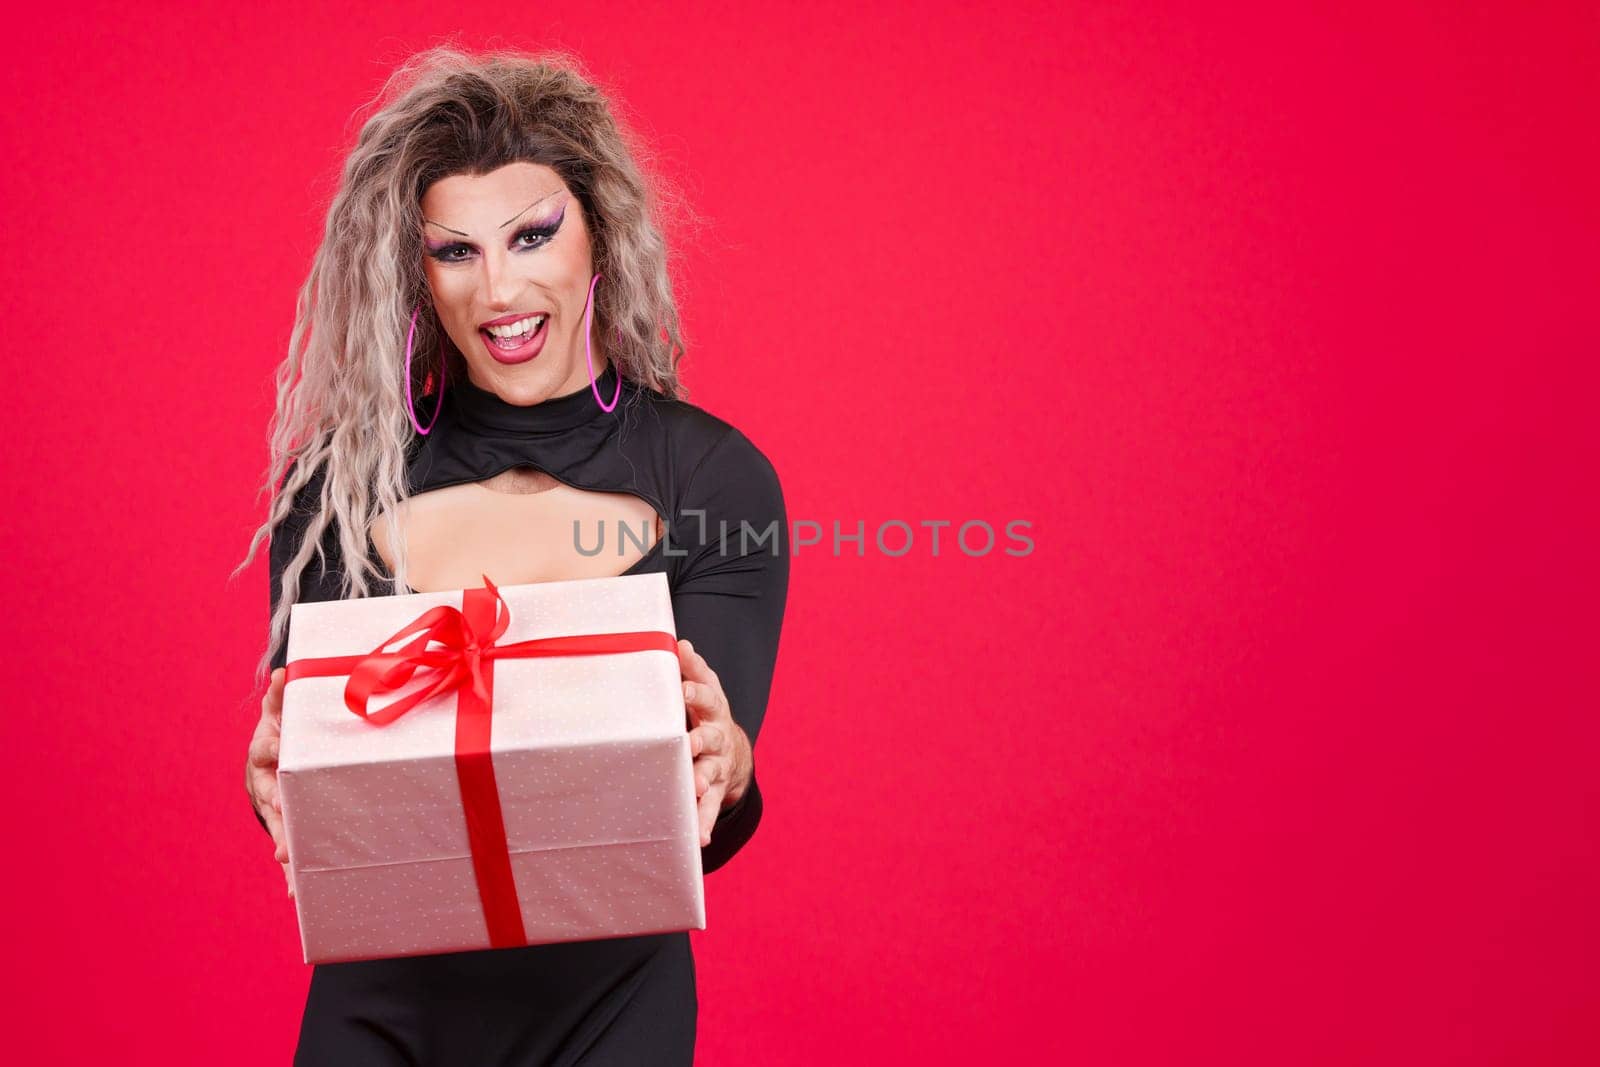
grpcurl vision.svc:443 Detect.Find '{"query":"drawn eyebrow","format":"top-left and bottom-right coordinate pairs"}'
top-left (422, 189), bottom-right (563, 239)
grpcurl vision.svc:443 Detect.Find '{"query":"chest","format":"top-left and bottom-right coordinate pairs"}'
top-left (371, 467), bottom-right (664, 593)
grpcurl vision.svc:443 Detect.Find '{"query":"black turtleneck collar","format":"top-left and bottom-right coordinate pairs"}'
top-left (448, 363), bottom-right (625, 437)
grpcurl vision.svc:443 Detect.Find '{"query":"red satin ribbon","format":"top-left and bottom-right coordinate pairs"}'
top-left (285, 574), bottom-right (678, 949)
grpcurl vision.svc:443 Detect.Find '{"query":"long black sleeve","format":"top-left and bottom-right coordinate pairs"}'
top-left (254, 458), bottom-right (335, 836)
top-left (668, 426), bottom-right (790, 873)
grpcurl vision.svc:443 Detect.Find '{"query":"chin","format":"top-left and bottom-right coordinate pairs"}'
top-left (468, 357), bottom-right (575, 404)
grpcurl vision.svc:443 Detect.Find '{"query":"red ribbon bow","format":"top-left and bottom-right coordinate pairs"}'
top-left (285, 575), bottom-right (679, 948)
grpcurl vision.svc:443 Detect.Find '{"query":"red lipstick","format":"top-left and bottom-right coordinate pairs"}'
top-left (478, 312), bottom-right (550, 365)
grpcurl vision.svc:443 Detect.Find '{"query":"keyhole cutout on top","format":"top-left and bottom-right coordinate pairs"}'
top-left (370, 466), bottom-right (664, 593)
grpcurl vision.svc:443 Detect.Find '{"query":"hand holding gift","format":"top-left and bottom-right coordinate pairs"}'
top-left (245, 666), bottom-right (295, 898)
top-left (678, 639), bottom-right (753, 847)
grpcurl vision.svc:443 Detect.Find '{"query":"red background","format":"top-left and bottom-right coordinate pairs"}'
top-left (1, 4), bottom-right (1595, 1063)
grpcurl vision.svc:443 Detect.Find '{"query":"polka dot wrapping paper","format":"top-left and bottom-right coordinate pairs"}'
top-left (277, 571), bottom-right (706, 965)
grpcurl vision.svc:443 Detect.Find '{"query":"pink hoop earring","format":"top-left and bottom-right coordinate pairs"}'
top-left (406, 303), bottom-right (447, 435)
top-left (584, 272), bottom-right (623, 413)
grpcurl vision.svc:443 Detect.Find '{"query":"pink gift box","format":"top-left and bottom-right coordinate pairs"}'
top-left (277, 571), bottom-right (705, 965)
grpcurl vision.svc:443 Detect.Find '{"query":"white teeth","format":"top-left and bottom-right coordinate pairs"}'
top-left (485, 315), bottom-right (546, 339)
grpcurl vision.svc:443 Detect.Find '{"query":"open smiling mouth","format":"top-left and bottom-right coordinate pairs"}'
top-left (479, 314), bottom-right (550, 364)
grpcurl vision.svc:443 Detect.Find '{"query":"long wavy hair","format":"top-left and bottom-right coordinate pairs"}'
top-left (234, 45), bottom-right (692, 684)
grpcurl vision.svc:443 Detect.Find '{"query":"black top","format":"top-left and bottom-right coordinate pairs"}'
top-left (260, 364), bottom-right (788, 1062)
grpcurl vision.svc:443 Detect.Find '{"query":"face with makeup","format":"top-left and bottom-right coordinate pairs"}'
top-left (419, 161), bottom-right (605, 406)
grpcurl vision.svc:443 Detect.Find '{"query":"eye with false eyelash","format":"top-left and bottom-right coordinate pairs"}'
top-left (425, 220), bottom-right (559, 264)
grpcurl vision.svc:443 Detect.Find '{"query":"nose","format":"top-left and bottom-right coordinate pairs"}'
top-left (481, 249), bottom-right (521, 312)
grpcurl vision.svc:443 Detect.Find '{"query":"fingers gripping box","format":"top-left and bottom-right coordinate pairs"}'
top-left (277, 571), bottom-right (706, 965)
